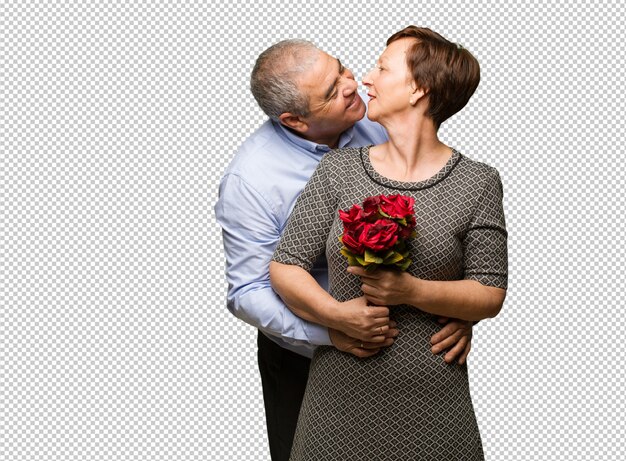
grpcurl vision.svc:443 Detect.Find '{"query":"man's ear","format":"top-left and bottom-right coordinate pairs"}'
top-left (278, 113), bottom-right (308, 133)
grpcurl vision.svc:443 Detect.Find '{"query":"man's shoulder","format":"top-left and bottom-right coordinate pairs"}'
top-left (226, 121), bottom-right (282, 171)
top-left (218, 120), bottom-right (320, 215)
top-left (223, 121), bottom-right (303, 181)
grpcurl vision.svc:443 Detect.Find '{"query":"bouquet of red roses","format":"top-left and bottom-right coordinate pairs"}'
top-left (338, 194), bottom-right (417, 271)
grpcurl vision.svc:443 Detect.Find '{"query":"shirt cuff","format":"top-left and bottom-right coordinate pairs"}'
top-left (303, 321), bottom-right (332, 346)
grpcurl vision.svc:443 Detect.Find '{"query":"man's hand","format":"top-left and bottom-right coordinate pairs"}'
top-left (430, 317), bottom-right (473, 365)
top-left (347, 267), bottom-right (415, 306)
top-left (330, 296), bottom-right (392, 342)
top-left (329, 323), bottom-right (398, 358)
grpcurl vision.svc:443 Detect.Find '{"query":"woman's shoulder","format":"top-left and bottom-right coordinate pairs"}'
top-left (319, 145), bottom-right (367, 171)
top-left (457, 153), bottom-right (502, 182)
top-left (456, 152), bottom-right (503, 196)
top-left (324, 145), bottom-right (366, 161)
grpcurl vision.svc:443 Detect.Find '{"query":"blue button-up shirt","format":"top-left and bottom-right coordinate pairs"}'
top-left (215, 114), bottom-right (388, 358)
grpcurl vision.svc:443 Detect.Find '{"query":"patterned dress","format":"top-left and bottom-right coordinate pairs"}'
top-left (273, 146), bottom-right (508, 461)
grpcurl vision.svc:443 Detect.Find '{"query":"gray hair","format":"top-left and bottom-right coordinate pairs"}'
top-left (250, 39), bottom-right (320, 121)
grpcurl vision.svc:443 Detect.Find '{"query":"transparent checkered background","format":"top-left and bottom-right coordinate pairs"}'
top-left (1, 1), bottom-right (624, 459)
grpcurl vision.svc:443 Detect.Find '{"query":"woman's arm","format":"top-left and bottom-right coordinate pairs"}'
top-left (350, 166), bottom-right (508, 322)
top-left (347, 267), bottom-right (505, 321)
top-left (269, 261), bottom-right (393, 342)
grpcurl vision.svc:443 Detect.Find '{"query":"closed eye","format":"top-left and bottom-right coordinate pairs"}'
top-left (324, 58), bottom-right (346, 100)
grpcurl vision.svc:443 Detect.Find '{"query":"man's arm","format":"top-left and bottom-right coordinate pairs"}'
top-left (215, 173), bottom-right (332, 347)
top-left (269, 261), bottom-right (392, 343)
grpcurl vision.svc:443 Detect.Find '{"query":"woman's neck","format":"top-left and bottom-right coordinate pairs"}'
top-left (372, 114), bottom-right (451, 182)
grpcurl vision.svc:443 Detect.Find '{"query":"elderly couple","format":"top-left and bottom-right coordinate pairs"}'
top-left (215, 26), bottom-right (507, 461)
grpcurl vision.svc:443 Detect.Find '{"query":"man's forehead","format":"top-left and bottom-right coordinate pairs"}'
top-left (299, 51), bottom-right (339, 87)
top-left (316, 49), bottom-right (336, 61)
top-left (315, 51), bottom-right (340, 73)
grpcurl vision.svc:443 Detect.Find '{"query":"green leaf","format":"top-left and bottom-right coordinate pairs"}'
top-left (347, 255), bottom-right (360, 266)
top-left (355, 254), bottom-right (367, 265)
top-left (341, 247), bottom-right (365, 267)
top-left (396, 258), bottom-right (411, 271)
top-left (340, 247), bottom-right (354, 258)
top-left (394, 240), bottom-right (407, 251)
top-left (383, 251), bottom-right (404, 264)
top-left (364, 249), bottom-right (383, 264)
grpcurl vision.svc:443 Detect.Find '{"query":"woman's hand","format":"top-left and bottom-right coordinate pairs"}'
top-left (330, 296), bottom-right (393, 342)
top-left (347, 266), bottom-right (416, 306)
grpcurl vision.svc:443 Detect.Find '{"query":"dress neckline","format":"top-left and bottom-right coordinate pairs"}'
top-left (359, 145), bottom-right (462, 191)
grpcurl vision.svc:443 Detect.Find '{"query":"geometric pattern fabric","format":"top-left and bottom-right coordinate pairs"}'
top-left (273, 146), bottom-right (508, 459)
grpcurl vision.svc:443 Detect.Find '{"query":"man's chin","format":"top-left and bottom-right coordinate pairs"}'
top-left (351, 97), bottom-right (367, 121)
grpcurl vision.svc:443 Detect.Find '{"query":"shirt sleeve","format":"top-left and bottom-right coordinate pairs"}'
top-left (462, 167), bottom-right (508, 289)
top-left (272, 154), bottom-right (338, 271)
top-left (215, 173), bottom-right (332, 347)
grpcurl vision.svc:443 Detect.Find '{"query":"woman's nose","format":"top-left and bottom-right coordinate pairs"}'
top-left (362, 71), bottom-right (373, 86)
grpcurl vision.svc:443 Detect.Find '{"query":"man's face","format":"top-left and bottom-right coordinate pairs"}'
top-left (295, 50), bottom-right (366, 145)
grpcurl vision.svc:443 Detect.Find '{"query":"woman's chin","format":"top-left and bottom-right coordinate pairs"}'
top-left (366, 101), bottom-right (380, 121)
top-left (366, 110), bottom-right (379, 122)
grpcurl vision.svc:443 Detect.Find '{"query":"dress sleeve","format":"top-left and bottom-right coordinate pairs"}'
top-left (462, 168), bottom-right (508, 289)
top-left (273, 154), bottom-right (338, 271)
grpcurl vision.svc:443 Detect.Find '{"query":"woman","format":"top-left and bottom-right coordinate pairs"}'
top-left (270, 26), bottom-right (507, 460)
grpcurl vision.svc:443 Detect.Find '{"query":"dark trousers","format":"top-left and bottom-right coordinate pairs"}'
top-left (257, 330), bottom-right (311, 461)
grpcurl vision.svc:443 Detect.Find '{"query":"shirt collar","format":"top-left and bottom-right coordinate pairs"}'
top-left (273, 120), bottom-right (356, 155)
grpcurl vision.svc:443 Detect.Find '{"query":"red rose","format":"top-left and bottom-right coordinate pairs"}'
top-left (380, 195), bottom-right (415, 219)
top-left (398, 214), bottom-right (417, 239)
top-left (338, 194), bottom-right (417, 270)
top-left (341, 222), bottom-right (366, 254)
top-left (358, 219), bottom-right (399, 251)
top-left (362, 195), bottom-right (383, 220)
top-left (339, 204), bottom-right (363, 228)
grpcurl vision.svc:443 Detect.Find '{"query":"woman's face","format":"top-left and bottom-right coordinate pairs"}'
top-left (362, 38), bottom-right (420, 123)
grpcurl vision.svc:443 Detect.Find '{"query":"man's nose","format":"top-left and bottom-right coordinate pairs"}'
top-left (342, 77), bottom-right (358, 95)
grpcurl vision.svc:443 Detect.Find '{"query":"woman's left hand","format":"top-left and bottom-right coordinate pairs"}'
top-left (347, 266), bottom-right (415, 306)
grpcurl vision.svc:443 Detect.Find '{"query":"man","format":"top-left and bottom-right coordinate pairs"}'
top-left (215, 39), bottom-right (475, 461)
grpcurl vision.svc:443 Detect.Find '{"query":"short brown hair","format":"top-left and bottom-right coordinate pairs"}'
top-left (387, 26), bottom-right (480, 128)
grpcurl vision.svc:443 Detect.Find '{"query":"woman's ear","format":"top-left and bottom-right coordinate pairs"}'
top-left (409, 83), bottom-right (427, 106)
